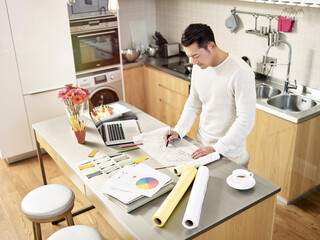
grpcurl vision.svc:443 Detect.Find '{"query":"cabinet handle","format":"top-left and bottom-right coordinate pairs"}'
top-left (25, 86), bottom-right (65, 95)
top-left (78, 31), bottom-right (115, 38)
top-left (158, 83), bottom-right (188, 97)
top-left (159, 98), bottom-right (182, 111)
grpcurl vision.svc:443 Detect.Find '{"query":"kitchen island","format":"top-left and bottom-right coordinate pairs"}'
top-left (33, 102), bottom-right (280, 240)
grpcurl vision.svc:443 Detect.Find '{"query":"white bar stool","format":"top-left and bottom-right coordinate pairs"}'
top-left (21, 184), bottom-right (75, 240)
top-left (48, 225), bottom-right (104, 240)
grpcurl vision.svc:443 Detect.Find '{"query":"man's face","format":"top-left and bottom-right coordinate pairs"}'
top-left (183, 42), bottom-right (214, 69)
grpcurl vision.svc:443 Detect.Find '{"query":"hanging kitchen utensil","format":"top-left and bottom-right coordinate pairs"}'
top-left (245, 14), bottom-right (260, 34)
top-left (225, 13), bottom-right (239, 33)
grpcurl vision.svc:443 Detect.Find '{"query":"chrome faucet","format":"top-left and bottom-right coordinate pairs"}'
top-left (263, 39), bottom-right (297, 94)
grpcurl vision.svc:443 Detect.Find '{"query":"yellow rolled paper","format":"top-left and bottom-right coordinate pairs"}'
top-left (152, 165), bottom-right (197, 227)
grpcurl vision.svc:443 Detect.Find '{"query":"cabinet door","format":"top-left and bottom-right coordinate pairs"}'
top-left (24, 90), bottom-right (67, 149)
top-left (143, 66), bottom-right (200, 140)
top-left (123, 66), bottom-right (145, 111)
top-left (6, 0), bottom-right (76, 94)
top-left (158, 77), bottom-right (188, 126)
top-left (157, 69), bottom-right (200, 140)
top-left (247, 109), bottom-right (296, 199)
top-left (0, 0), bottom-right (33, 159)
top-left (143, 66), bottom-right (160, 119)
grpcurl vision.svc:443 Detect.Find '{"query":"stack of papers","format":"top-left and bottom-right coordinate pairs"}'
top-left (101, 164), bottom-right (174, 212)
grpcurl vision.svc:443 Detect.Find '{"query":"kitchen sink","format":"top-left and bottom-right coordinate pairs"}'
top-left (256, 83), bottom-right (281, 99)
top-left (267, 94), bottom-right (317, 112)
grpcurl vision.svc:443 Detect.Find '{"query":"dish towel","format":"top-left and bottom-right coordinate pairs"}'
top-left (278, 16), bottom-right (294, 32)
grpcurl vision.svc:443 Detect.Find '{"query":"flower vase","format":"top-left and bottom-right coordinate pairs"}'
top-left (74, 127), bottom-right (86, 144)
top-left (64, 101), bottom-right (85, 121)
top-left (57, 84), bottom-right (89, 132)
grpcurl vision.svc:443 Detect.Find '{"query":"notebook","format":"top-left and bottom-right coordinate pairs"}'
top-left (98, 119), bottom-right (141, 146)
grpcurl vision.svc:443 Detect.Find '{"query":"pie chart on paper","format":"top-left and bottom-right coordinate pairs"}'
top-left (136, 177), bottom-right (159, 190)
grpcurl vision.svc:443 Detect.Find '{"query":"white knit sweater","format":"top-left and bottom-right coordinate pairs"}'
top-left (174, 54), bottom-right (256, 158)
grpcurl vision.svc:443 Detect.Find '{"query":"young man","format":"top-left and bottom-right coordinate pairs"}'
top-left (164, 23), bottom-right (256, 165)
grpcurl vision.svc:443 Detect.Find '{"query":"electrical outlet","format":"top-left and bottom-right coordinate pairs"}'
top-left (263, 56), bottom-right (277, 64)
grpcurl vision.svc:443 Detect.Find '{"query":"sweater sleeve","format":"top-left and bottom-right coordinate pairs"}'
top-left (213, 68), bottom-right (256, 156)
top-left (174, 80), bottom-right (202, 138)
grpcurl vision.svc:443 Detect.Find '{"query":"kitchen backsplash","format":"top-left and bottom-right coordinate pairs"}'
top-left (118, 0), bottom-right (156, 50)
top-left (119, 0), bottom-right (320, 90)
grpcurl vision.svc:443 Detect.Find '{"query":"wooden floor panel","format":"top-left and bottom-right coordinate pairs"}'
top-left (1, 155), bottom-right (320, 240)
top-left (0, 155), bottom-right (121, 240)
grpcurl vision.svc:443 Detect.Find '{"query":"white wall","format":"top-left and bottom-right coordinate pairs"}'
top-left (155, 0), bottom-right (320, 90)
top-left (118, 0), bottom-right (157, 49)
top-left (118, 0), bottom-right (320, 90)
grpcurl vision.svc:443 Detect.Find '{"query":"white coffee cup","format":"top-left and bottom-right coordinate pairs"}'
top-left (231, 169), bottom-right (254, 186)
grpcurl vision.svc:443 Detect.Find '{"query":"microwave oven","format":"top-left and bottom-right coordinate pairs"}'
top-left (68, 0), bottom-right (113, 20)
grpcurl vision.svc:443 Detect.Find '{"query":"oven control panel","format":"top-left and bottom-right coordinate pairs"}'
top-left (70, 16), bottom-right (118, 34)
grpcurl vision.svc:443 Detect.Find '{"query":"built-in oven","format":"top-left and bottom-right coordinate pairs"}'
top-left (70, 16), bottom-right (120, 75)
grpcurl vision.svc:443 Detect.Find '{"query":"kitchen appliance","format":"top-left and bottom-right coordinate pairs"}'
top-left (98, 119), bottom-right (141, 146)
top-left (70, 16), bottom-right (120, 75)
top-left (147, 46), bottom-right (158, 57)
top-left (162, 61), bottom-right (191, 76)
top-left (67, 0), bottom-right (113, 20)
top-left (160, 43), bottom-right (180, 57)
top-left (121, 48), bottom-right (140, 62)
top-left (77, 68), bottom-right (123, 107)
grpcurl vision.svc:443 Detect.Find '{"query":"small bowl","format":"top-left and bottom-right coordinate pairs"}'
top-left (121, 48), bottom-right (140, 62)
top-left (147, 47), bottom-right (158, 57)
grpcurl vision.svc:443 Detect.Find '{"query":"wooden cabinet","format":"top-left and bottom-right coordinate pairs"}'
top-left (143, 66), bottom-right (161, 119)
top-left (143, 66), bottom-right (199, 140)
top-left (158, 67), bottom-right (189, 126)
top-left (247, 109), bottom-right (320, 202)
top-left (123, 66), bottom-right (146, 111)
top-left (123, 65), bottom-right (200, 140)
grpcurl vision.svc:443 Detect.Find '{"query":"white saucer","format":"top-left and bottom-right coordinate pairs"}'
top-left (226, 175), bottom-right (256, 190)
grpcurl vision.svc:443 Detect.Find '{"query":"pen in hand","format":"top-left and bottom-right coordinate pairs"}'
top-left (166, 126), bottom-right (172, 147)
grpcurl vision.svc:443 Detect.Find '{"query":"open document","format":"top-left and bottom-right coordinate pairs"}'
top-left (133, 127), bottom-right (198, 166)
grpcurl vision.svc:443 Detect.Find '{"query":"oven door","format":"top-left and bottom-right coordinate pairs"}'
top-left (72, 29), bottom-right (120, 74)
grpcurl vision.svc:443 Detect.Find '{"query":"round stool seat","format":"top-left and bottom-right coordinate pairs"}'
top-left (21, 184), bottom-right (75, 220)
top-left (48, 225), bottom-right (104, 240)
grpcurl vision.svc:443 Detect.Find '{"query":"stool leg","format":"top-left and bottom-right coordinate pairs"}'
top-left (33, 222), bottom-right (42, 240)
top-left (65, 213), bottom-right (74, 226)
top-left (32, 222), bottom-right (37, 240)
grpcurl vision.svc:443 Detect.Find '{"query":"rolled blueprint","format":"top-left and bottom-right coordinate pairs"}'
top-left (182, 166), bottom-right (209, 229)
top-left (174, 152), bottom-right (220, 175)
top-left (152, 166), bottom-right (197, 228)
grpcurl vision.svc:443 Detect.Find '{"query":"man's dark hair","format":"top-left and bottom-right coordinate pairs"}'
top-left (181, 23), bottom-right (216, 49)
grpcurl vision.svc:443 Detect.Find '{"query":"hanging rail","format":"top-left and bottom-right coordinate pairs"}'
top-left (231, 7), bottom-right (278, 20)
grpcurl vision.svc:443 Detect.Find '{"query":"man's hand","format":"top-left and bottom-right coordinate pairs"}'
top-left (163, 130), bottom-right (180, 144)
top-left (191, 146), bottom-right (215, 159)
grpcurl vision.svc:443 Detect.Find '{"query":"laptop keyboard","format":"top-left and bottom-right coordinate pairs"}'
top-left (107, 123), bottom-right (125, 141)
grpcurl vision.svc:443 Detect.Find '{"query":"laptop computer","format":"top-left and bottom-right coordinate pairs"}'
top-left (97, 119), bottom-right (141, 146)
top-left (88, 100), bottom-right (141, 146)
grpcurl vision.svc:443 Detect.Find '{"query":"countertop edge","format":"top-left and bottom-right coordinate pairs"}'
top-left (187, 187), bottom-right (281, 240)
